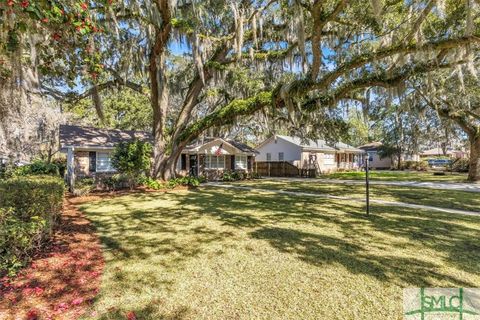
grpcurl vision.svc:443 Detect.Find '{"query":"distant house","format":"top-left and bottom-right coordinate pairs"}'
top-left (358, 142), bottom-right (393, 169)
top-left (358, 142), bottom-right (422, 169)
top-left (256, 135), bottom-right (364, 174)
top-left (420, 147), bottom-right (468, 159)
top-left (59, 125), bottom-right (257, 187)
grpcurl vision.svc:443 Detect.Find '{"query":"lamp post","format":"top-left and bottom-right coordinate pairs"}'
top-left (365, 153), bottom-right (370, 215)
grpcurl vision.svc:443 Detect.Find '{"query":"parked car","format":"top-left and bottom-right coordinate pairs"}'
top-left (427, 159), bottom-right (452, 167)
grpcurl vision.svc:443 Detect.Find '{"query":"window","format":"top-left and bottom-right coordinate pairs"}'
top-left (96, 152), bottom-right (115, 172)
top-left (235, 155), bottom-right (247, 170)
top-left (205, 155), bottom-right (225, 169)
top-left (323, 153), bottom-right (335, 165)
top-left (367, 152), bottom-right (375, 161)
top-left (278, 152), bottom-right (284, 161)
top-left (266, 153), bottom-right (271, 161)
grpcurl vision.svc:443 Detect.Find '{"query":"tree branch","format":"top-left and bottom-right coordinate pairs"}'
top-left (287, 35), bottom-right (480, 98)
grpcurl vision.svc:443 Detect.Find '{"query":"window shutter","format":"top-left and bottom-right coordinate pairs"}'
top-left (181, 154), bottom-right (187, 170)
top-left (231, 155), bottom-right (235, 170)
top-left (247, 156), bottom-right (252, 170)
top-left (89, 152), bottom-right (96, 173)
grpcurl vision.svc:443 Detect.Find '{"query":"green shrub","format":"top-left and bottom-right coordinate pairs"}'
top-left (0, 208), bottom-right (46, 276)
top-left (111, 140), bottom-right (152, 187)
top-left (13, 160), bottom-right (61, 177)
top-left (249, 172), bottom-right (262, 179)
top-left (222, 170), bottom-right (247, 181)
top-left (73, 177), bottom-right (95, 196)
top-left (51, 157), bottom-right (67, 177)
top-left (451, 158), bottom-right (470, 172)
top-left (102, 174), bottom-right (130, 191)
top-left (141, 176), bottom-right (202, 190)
top-left (141, 176), bottom-right (164, 190)
top-left (400, 160), bottom-right (429, 171)
top-left (0, 176), bottom-right (64, 276)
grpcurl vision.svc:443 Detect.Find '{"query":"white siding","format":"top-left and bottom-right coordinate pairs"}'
top-left (367, 151), bottom-right (393, 169)
top-left (256, 137), bottom-right (303, 162)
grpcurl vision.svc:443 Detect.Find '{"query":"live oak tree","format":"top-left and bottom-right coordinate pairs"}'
top-left (2, 0), bottom-right (480, 179)
top-left (414, 71), bottom-right (480, 182)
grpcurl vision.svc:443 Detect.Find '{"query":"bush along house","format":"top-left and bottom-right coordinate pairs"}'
top-left (176, 137), bottom-right (258, 181)
top-left (59, 125), bottom-right (153, 190)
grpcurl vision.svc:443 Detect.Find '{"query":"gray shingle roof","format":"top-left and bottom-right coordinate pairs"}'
top-left (59, 125), bottom-right (153, 148)
top-left (358, 142), bottom-right (383, 151)
top-left (185, 137), bottom-right (258, 154)
top-left (276, 135), bottom-right (336, 151)
top-left (333, 142), bottom-right (364, 153)
top-left (276, 135), bottom-right (363, 153)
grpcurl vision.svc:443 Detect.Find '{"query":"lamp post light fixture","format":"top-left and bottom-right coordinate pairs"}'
top-left (364, 153), bottom-right (370, 215)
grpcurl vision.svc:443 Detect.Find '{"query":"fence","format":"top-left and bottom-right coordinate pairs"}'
top-left (254, 161), bottom-right (316, 178)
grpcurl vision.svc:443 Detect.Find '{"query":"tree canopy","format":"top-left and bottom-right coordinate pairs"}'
top-left (1, 0), bottom-right (480, 179)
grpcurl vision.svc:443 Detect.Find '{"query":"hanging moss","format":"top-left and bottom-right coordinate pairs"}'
top-left (178, 91), bottom-right (272, 142)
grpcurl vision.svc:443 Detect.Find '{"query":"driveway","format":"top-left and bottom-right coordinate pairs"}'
top-left (206, 183), bottom-right (480, 217)
top-left (268, 177), bottom-right (480, 193)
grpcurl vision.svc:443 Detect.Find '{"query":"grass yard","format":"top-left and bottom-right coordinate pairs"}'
top-left (319, 170), bottom-right (468, 182)
top-left (78, 187), bottom-right (480, 319)
top-left (231, 179), bottom-right (480, 212)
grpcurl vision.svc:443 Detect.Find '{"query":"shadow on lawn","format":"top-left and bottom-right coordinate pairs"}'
top-left (79, 188), bottom-right (480, 318)
top-left (234, 180), bottom-right (480, 212)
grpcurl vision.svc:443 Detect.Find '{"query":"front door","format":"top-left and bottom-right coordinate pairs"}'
top-left (189, 155), bottom-right (198, 177)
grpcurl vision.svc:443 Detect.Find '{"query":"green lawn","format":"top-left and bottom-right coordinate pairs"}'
top-left (231, 179), bottom-right (480, 212)
top-left (79, 188), bottom-right (480, 319)
top-left (319, 170), bottom-right (468, 182)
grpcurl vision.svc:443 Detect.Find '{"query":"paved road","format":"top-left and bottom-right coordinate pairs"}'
top-left (205, 183), bottom-right (480, 217)
top-left (268, 177), bottom-right (480, 193)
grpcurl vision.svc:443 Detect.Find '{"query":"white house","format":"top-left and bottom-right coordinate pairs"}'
top-left (256, 135), bottom-right (364, 174)
top-left (358, 142), bottom-right (393, 169)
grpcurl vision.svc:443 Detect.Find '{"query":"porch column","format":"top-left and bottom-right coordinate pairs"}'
top-left (67, 147), bottom-right (75, 191)
top-left (197, 153), bottom-right (200, 177)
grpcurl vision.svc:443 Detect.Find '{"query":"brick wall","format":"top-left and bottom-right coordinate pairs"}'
top-left (74, 151), bottom-right (89, 176)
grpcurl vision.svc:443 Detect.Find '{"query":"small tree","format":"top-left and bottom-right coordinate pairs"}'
top-left (111, 140), bottom-right (152, 187)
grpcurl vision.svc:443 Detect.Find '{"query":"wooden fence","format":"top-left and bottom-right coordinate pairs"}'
top-left (254, 161), bottom-right (316, 178)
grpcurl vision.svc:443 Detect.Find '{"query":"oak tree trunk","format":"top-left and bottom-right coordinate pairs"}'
top-left (468, 133), bottom-right (480, 182)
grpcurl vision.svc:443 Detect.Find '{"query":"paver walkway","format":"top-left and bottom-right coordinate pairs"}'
top-left (269, 177), bottom-right (480, 193)
top-left (206, 183), bottom-right (480, 217)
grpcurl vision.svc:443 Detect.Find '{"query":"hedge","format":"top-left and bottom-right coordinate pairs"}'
top-left (0, 175), bottom-right (65, 276)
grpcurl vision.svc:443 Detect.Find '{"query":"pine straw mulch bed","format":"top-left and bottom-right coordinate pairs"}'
top-left (0, 187), bottom-right (193, 320)
top-left (0, 196), bottom-right (105, 320)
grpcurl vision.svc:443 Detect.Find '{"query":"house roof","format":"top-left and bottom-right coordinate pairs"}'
top-left (420, 148), bottom-right (464, 156)
top-left (276, 135), bottom-right (336, 151)
top-left (358, 142), bottom-right (383, 152)
top-left (185, 137), bottom-right (258, 154)
top-left (59, 124), bottom-right (153, 148)
top-left (333, 142), bottom-right (364, 153)
top-left (274, 135), bottom-right (363, 152)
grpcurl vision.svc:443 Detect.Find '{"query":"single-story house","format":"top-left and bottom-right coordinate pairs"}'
top-left (255, 135), bottom-right (364, 174)
top-left (60, 124), bottom-right (153, 188)
top-left (176, 137), bottom-right (258, 180)
top-left (358, 142), bottom-right (393, 169)
top-left (420, 147), bottom-right (468, 159)
top-left (59, 125), bottom-right (257, 187)
top-left (358, 142), bottom-right (421, 169)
